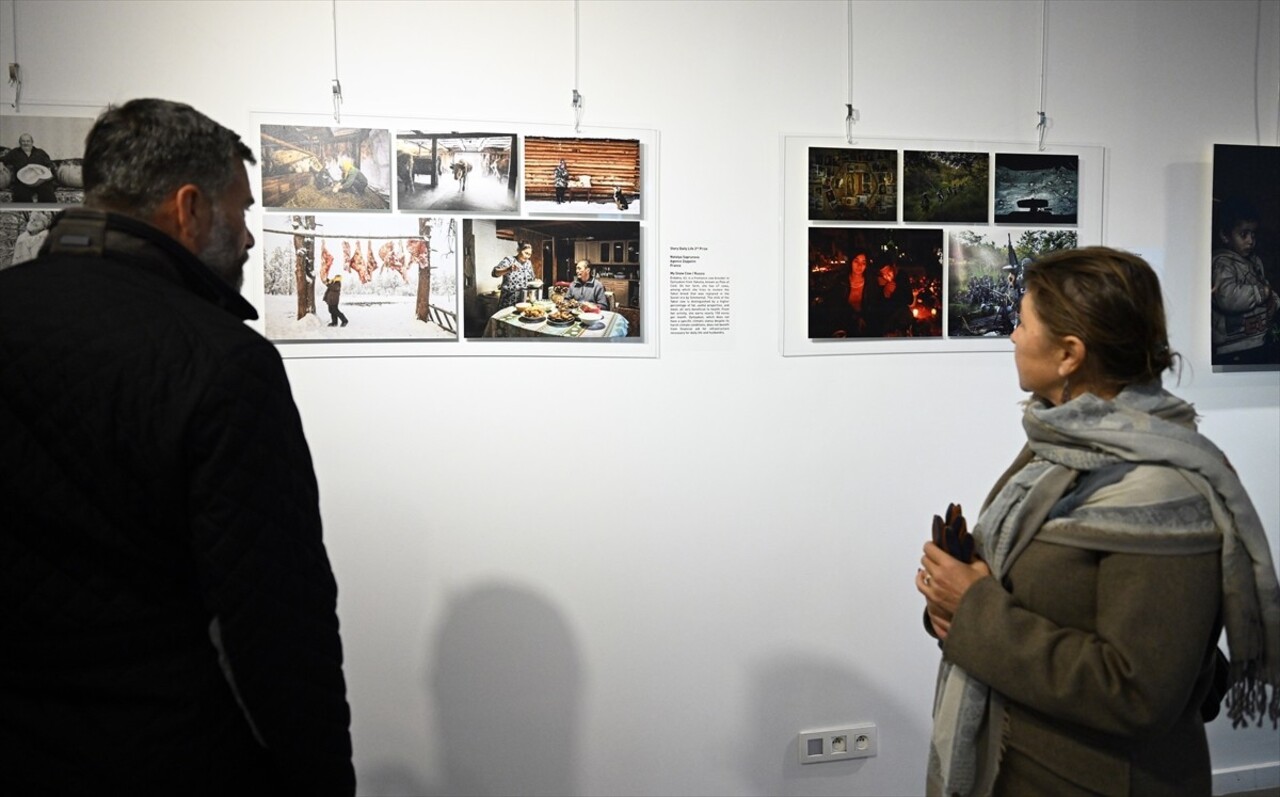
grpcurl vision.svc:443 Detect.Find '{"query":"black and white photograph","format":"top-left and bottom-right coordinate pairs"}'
top-left (0, 115), bottom-right (95, 206)
top-left (523, 136), bottom-right (641, 216)
top-left (463, 218), bottom-right (640, 340)
top-left (902, 150), bottom-right (989, 224)
top-left (993, 153), bottom-right (1078, 225)
top-left (1210, 144), bottom-right (1280, 369)
top-left (396, 131), bottom-right (517, 213)
top-left (260, 125), bottom-right (393, 211)
top-left (263, 213), bottom-right (458, 341)
top-left (0, 209), bottom-right (56, 269)
top-left (808, 147), bottom-right (898, 222)
top-left (807, 226), bottom-right (943, 339)
top-left (946, 228), bottom-right (1078, 338)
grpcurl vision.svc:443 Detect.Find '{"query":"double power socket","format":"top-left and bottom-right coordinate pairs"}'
top-left (797, 722), bottom-right (878, 764)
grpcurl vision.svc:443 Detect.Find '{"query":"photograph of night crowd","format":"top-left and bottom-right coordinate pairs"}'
top-left (947, 228), bottom-right (1077, 337)
top-left (902, 150), bottom-right (989, 224)
top-left (808, 148), bottom-right (898, 222)
top-left (993, 153), bottom-right (1078, 225)
top-left (808, 227), bottom-right (943, 339)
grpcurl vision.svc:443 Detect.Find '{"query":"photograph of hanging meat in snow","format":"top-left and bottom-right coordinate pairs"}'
top-left (523, 136), bottom-right (641, 216)
top-left (396, 131), bottom-right (516, 213)
top-left (262, 213), bottom-right (458, 341)
top-left (260, 125), bottom-right (392, 211)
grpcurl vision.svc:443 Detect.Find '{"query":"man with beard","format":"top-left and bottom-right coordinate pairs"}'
top-left (0, 100), bottom-right (354, 796)
top-left (2, 132), bottom-right (58, 203)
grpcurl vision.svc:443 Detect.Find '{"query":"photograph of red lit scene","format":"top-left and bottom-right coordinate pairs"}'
top-left (808, 227), bottom-right (942, 339)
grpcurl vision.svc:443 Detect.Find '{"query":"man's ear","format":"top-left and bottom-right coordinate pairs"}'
top-left (1058, 334), bottom-right (1086, 379)
top-left (166, 183), bottom-right (210, 253)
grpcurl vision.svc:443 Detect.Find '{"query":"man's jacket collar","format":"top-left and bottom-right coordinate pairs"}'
top-left (39, 207), bottom-right (258, 322)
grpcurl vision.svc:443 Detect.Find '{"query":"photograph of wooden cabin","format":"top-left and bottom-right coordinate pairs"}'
top-left (523, 136), bottom-right (641, 216)
top-left (396, 131), bottom-right (517, 213)
top-left (259, 125), bottom-right (392, 211)
top-left (462, 218), bottom-right (641, 340)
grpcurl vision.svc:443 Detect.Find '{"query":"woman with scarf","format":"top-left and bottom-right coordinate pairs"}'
top-left (916, 246), bottom-right (1279, 797)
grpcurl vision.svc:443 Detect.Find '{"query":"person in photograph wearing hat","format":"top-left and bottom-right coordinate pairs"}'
top-left (2, 133), bottom-right (57, 203)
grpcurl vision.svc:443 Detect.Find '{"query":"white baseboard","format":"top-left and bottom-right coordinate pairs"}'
top-left (1214, 763), bottom-right (1280, 794)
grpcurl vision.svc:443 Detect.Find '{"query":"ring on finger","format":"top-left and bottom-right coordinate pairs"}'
top-left (924, 574), bottom-right (932, 587)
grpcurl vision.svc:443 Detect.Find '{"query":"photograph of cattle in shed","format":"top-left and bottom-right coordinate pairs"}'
top-left (463, 218), bottom-right (641, 340)
top-left (396, 131), bottom-right (517, 213)
top-left (993, 153), bottom-right (1078, 225)
top-left (523, 136), bottom-right (640, 216)
top-left (0, 114), bottom-right (94, 206)
top-left (262, 213), bottom-right (458, 342)
top-left (807, 226), bottom-right (943, 339)
top-left (259, 125), bottom-right (392, 211)
top-left (946, 228), bottom-right (1077, 338)
top-left (902, 150), bottom-right (990, 224)
top-left (808, 147), bottom-right (898, 222)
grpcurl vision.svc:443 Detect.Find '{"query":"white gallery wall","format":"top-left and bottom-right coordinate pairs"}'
top-left (2, 1), bottom-right (1278, 794)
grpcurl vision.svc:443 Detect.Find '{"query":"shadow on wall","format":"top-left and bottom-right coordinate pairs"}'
top-left (430, 583), bottom-right (583, 797)
top-left (744, 652), bottom-right (933, 797)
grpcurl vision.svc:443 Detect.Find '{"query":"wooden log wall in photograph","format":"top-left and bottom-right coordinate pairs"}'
top-left (525, 137), bottom-right (639, 204)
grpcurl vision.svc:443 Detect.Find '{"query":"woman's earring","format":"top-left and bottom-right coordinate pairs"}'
top-left (1059, 377), bottom-right (1072, 405)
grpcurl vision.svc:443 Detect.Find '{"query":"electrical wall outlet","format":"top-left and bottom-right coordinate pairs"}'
top-left (797, 722), bottom-right (878, 764)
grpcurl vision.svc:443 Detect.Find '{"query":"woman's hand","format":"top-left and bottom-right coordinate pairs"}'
top-left (917, 541), bottom-right (991, 641)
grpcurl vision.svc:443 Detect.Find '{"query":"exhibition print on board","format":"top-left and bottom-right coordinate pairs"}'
top-left (946, 228), bottom-right (1078, 338)
top-left (260, 125), bottom-right (393, 211)
top-left (263, 213), bottom-right (458, 341)
top-left (523, 136), bottom-right (641, 216)
top-left (0, 114), bottom-right (95, 206)
top-left (808, 226), bottom-right (943, 339)
top-left (902, 151), bottom-right (989, 224)
top-left (808, 147), bottom-right (898, 222)
top-left (466, 218), bottom-right (640, 340)
top-left (1210, 144), bottom-right (1279, 369)
top-left (396, 131), bottom-right (517, 213)
top-left (993, 153), bottom-right (1078, 225)
top-left (0, 210), bottom-right (55, 269)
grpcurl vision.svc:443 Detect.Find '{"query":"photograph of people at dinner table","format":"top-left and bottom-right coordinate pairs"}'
top-left (808, 226), bottom-right (943, 340)
top-left (462, 218), bottom-right (641, 340)
top-left (262, 213), bottom-right (458, 341)
top-left (522, 136), bottom-right (641, 216)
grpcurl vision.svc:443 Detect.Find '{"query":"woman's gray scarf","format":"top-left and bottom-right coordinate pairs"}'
top-left (928, 383), bottom-right (1280, 797)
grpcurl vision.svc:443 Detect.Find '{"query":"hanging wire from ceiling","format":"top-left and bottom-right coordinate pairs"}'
top-left (572, 0), bottom-right (584, 133)
top-left (845, 0), bottom-right (860, 144)
top-left (1036, 0), bottom-right (1050, 150)
top-left (8, 1), bottom-right (21, 111)
top-left (331, 0), bottom-right (343, 124)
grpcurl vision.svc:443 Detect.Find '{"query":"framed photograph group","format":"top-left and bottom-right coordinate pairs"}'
top-left (253, 114), bottom-right (657, 359)
top-left (782, 136), bottom-right (1104, 356)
